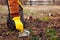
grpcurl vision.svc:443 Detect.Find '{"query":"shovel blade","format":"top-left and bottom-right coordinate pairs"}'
top-left (18, 30), bottom-right (30, 37)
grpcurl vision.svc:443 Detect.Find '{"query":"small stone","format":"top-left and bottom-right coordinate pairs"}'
top-left (48, 13), bottom-right (52, 16)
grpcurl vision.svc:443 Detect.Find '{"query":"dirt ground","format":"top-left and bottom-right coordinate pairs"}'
top-left (0, 5), bottom-right (60, 40)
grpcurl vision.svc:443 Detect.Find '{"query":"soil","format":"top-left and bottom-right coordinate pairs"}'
top-left (0, 14), bottom-right (60, 40)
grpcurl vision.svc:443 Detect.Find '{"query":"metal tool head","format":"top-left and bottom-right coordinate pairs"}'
top-left (18, 30), bottom-right (30, 37)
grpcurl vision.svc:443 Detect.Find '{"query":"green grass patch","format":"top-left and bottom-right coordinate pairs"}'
top-left (46, 28), bottom-right (57, 37)
top-left (47, 36), bottom-right (59, 40)
top-left (37, 16), bottom-right (50, 21)
top-left (31, 36), bottom-right (40, 40)
top-left (46, 28), bottom-right (58, 40)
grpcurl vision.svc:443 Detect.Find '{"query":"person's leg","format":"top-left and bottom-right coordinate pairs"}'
top-left (7, 0), bottom-right (19, 30)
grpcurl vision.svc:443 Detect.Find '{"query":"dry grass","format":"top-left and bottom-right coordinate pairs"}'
top-left (23, 5), bottom-right (60, 19)
top-left (0, 5), bottom-right (8, 14)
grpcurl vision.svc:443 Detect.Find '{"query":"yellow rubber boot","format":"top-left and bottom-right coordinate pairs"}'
top-left (12, 16), bottom-right (23, 33)
top-left (12, 16), bottom-right (30, 37)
